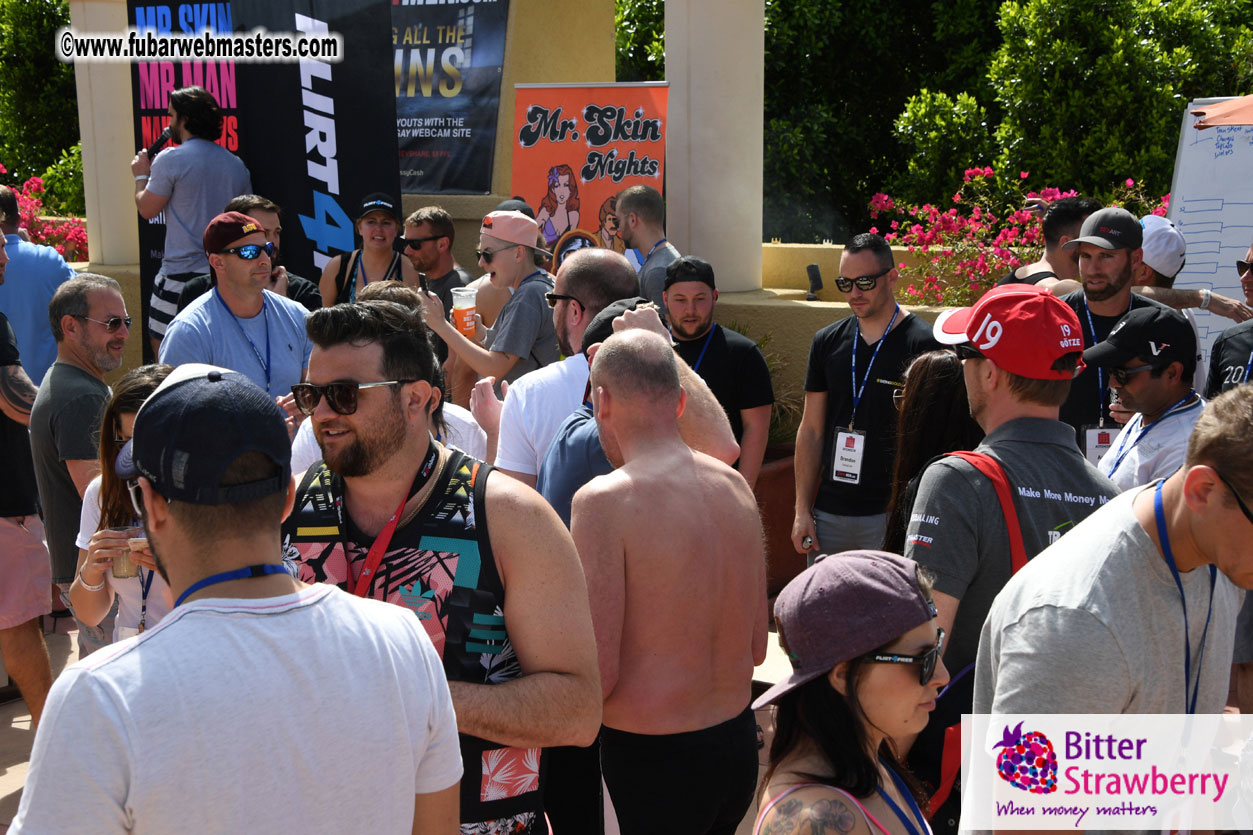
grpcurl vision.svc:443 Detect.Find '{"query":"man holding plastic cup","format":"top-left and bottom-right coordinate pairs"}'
top-left (420, 211), bottom-right (560, 393)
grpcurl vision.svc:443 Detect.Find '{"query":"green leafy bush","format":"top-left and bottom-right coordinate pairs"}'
top-left (39, 142), bottom-right (85, 217)
top-left (893, 90), bottom-right (996, 208)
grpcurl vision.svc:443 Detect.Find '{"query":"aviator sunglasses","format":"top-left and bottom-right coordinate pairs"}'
top-left (863, 627), bottom-right (946, 686)
top-left (835, 265), bottom-right (892, 294)
top-left (219, 242), bottom-right (276, 260)
top-left (290, 380), bottom-right (416, 416)
top-left (74, 315), bottom-right (131, 333)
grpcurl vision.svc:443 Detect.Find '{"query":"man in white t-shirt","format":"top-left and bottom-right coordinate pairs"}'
top-left (13, 365), bottom-right (460, 834)
top-left (480, 248), bottom-right (639, 485)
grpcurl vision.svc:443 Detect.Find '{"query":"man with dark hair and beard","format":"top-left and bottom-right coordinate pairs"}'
top-left (282, 301), bottom-right (601, 835)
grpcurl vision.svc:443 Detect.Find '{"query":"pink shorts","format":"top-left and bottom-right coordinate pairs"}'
top-left (0, 515), bottom-right (52, 629)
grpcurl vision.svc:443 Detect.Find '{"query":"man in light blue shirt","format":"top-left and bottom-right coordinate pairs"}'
top-left (160, 212), bottom-right (310, 400)
top-left (0, 186), bottom-right (76, 385)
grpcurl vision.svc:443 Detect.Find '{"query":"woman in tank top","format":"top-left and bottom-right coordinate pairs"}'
top-left (753, 551), bottom-right (949, 835)
top-left (319, 192), bottom-right (419, 306)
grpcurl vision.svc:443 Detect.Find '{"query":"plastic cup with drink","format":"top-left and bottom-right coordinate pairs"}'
top-left (109, 525), bottom-right (146, 579)
top-left (450, 287), bottom-right (478, 339)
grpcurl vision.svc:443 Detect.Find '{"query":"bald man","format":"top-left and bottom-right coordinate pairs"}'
top-left (571, 329), bottom-right (768, 835)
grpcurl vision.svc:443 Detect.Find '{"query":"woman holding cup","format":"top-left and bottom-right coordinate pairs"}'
top-left (69, 365), bottom-right (174, 643)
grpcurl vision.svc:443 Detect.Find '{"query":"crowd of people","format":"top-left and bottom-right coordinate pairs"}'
top-left (3, 85), bottom-right (1253, 835)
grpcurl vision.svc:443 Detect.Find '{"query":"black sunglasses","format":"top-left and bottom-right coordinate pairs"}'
top-left (1214, 469), bottom-right (1253, 526)
top-left (954, 343), bottom-right (984, 361)
top-left (219, 242), bottom-right (276, 261)
top-left (835, 265), bottom-right (892, 293)
top-left (1238, 260), bottom-right (1251, 275)
top-left (1110, 363), bottom-right (1155, 385)
top-left (865, 628), bottom-right (946, 686)
top-left (545, 292), bottom-right (583, 309)
top-left (290, 379), bottom-right (415, 416)
top-left (405, 235), bottom-right (442, 249)
top-left (476, 246), bottom-right (517, 264)
top-left (75, 315), bottom-right (132, 333)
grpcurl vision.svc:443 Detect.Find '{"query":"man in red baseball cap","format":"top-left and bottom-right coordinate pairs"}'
top-left (901, 286), bottom-right (1118, 827)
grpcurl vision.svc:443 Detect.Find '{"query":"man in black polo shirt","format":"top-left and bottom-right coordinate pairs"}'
top-left (792, 232), bottom-right (939, 562)
top-left (1055, 207), bottom-right (1171, 461)
top-left (664, 256), bottom-right (774, 488)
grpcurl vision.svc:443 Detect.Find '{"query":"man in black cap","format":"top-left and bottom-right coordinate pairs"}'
top-left (1206, 235), bottom-right (1253, 399)
top-left (1085, 307), bottom-right (1204, 491)
top-left (664, 256), bottom-right (774, 488)
top-left (14, 365), bottom-right (462, 832)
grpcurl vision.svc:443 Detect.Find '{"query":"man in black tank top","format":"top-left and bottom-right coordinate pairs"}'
top-left (281, 300), bottom-right (600, 835)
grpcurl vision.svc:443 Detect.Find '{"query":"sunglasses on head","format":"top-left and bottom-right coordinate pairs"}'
top-left (290, 379), bottom-right (415, 416)
top-left (835, 266), bottom-right (892, 294)
top-left (864, 627), bottom-right (946, 686)
top-left (1110, 363), bottom-right (1155, 385)
top-left (219, 242), bottom-right (276, 260)
top-left (75, 315), bottom-right (131, 333)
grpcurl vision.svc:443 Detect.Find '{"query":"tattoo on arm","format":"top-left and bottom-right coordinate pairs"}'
top-left (0, 364), bottom-right (37, 418)
top-left (806, 798), bottom-right (858, 835)
top-left (766, 794), bottom-right (859, 835)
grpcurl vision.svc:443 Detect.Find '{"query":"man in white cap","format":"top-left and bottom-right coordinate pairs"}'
top-left (1131, 214), bottom-right (1206, 394)
top-left (421, 211), bottom-right (559, 390)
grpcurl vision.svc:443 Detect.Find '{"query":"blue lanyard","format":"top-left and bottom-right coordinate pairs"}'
top-left (850, 305), bottom-right (899, 429)
top-left (1244, 340), bottom-right (1253, 384)
top-left (215, 288), bottom-right (271, 391)
top-left (1154, 480), bottom-right (1217, 714)
top-left (510, 269), bottom-right (545, 296)
top-left (1103, 392), bottom-right (1200, 478)
top-left (676, 324), bottom-right (719, 373)
top-left (875, 760), bottom-right (929, 835)
top-left (174, 563), bottom-right (290, 608)
top-left (1082, 298), bottom-right (1132, 426)
top-left (644, 237), bottom-right (668, 262)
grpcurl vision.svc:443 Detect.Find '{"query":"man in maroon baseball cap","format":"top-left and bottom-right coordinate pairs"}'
top-left (900, 285), bottom-right (1118, 822)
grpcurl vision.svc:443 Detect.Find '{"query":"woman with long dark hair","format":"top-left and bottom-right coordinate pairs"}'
top-left (753, 551), bottom-right (949, 835)
top-left (881, 350), bottom-right (984, 553)
top-left (69, 364), bottom-right (175, 642)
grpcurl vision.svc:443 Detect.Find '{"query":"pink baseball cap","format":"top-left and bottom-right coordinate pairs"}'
top-left (933, 285), bottom-right (1086, 380)
top-left (480, 211), bottom-right (551, 257)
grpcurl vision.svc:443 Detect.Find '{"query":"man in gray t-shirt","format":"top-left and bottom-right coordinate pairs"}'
top-left (615, 184), bottom-right (678, 317)
top-left (911, 285), bottom-right (1117, 674)
top-left (132, 86), bottom-right (252, 351)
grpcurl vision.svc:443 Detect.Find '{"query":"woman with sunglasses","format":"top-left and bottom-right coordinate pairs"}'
top-left (69, 365), bottom-right (175, 642)
top-left (754, 551), bottom-right (949, 835)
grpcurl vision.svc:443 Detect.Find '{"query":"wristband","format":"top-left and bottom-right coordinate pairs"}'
top-left (78, 570), bottom-right (106, 592)
top-left (1200, 288), bottom-right (1212, 310)
top-left (135, 175), bottom-right (149, 182)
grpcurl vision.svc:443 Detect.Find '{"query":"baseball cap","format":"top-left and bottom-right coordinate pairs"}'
top-left (581, 296), bottom-right (651, 356)
top-left (752, 551), bottom-right (938, 710)
top-left (356, 192), bottom-right (400, 222)
top-left (481, 210), bottom-right (552, 257)
top-left (494, 198), bottom-right (535, 219)
top-left (116, 364), bottom-right (291, 505)
top-left (203, 211), bottom-right (263, 255)
top-left (1139, 214), bottom-right (1186, 278)
top-left (933, 284), bottom-right (1086, 380)
top-left (1082, 306), bottom-right (1196, 368)
top-left (1062, 206), bottom-right (1143, 251)
top-left (664, 256), bottom-right (717, 291)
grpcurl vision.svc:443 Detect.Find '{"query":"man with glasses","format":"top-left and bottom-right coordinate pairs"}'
top-left (31, 274), bottom-right (131, 654)
top-left (420, 210), bottom-right (559, 392)
top-left (792, 232), bottom-right (939, 561)
top-left (159, 212), bottom-right (312, 401)
top-left (1205, 239), bottom-right (1253, 399)
top-left (283, 301), bottom-right (601, 835)
top-left (1084, 306), bottom-right (1204, 491)
top-left (402, 205), bottom-right (471, 363)
top-left (975, 385), bottom-right (1253, 717)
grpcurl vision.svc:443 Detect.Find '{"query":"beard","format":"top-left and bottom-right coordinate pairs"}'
top-left (318, 401), bottom-right (408, 478)
top-left (1083, 259), bottom-right (1133, 302)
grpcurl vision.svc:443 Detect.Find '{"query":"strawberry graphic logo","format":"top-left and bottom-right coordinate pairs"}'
top-left (993, 721), bottom-right (1058, 794)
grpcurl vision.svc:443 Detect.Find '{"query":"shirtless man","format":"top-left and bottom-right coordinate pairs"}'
top-left (572, 329), bottom-right (768, 835)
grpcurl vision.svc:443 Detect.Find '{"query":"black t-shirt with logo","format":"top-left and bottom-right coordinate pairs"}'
top-left (804, 313), bottom-right (939, 516)
top-left (1205, 319), bottom-right (1253, 397)
top-left (673, 324), bottom-right (774, 443)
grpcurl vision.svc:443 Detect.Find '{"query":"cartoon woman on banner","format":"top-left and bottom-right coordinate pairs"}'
top-left (536, 164), bottom-right (580, 248)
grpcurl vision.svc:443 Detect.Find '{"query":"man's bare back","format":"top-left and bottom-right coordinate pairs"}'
top-left (573, 442), bottom-right (767, 735)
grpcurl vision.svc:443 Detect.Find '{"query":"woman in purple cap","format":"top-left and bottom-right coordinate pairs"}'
top-left (753, 550), bottom-right (949, 835)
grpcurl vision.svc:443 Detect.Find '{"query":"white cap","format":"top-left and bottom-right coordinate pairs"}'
top-left (1139, 214), bottom-right (1186, 279)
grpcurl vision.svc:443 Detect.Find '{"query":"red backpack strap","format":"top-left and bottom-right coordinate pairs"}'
top-left (943, 451), bottom-right (1028, 575)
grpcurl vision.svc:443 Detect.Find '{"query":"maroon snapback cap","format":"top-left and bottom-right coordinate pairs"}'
top-left (752, 551), bottom-right (937, 709)
top-left (203, 211), bottom-right (264, 255)
top-left (933, 284), bottom-right (1085, 380)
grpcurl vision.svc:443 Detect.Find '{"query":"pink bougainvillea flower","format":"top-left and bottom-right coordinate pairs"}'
top-left (1125, 179), bottom-right (1134, 187)
top-left (1020, 171), bottom-right (1029, 179)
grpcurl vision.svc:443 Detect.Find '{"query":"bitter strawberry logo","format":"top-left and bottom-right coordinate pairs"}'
top-left (993, 721), bottom-right (1058, 794)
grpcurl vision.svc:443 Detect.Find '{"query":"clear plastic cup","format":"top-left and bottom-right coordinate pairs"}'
top-left (450, 287), bottom-right (477, 339)
top-left (109, 526), bottom-right (145, 579)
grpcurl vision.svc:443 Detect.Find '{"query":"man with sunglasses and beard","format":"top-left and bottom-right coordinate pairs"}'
top-left (282, 301), bottom-right (601, 835)
top-left (159, 212), bottom-right (312, 401)
top-left (792, 233), bottom-right (940, 563)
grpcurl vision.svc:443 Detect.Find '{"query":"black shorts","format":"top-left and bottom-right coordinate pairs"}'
top-left (600, 706), bottom-right (758, 835)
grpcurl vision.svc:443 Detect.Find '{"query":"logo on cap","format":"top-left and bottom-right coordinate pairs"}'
top-left (241, 222), bottom-right (259, 234)
top-left (1149, 342), bottom-right (1170, 356)
top-left (971, 313), bottom-right (1004, 350)
top-left (482, 215), bottom-right (494, 228)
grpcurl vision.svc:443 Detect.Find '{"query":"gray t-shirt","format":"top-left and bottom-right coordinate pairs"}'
top-left (146, 137), bottom-right (252, 274)
top-left (485, 271), bottom-right (559, 387)
top-left (30, 362), bottom-right (110, 583)
top-left (974, 486), bottom-right (1242, 717)
top-left (905, 417), bottom-right (1119, 673)
top-left (638, 241), bottom-right (680, 316)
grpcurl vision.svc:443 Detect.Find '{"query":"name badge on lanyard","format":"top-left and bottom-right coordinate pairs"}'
top-left (1081, 424), bottom-right (1113, 465)
top-left (833, 428), bottom-right (866, 484)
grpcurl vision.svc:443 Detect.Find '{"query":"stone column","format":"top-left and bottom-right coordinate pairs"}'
top-left (664, 0), bottom-right (763, 291)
